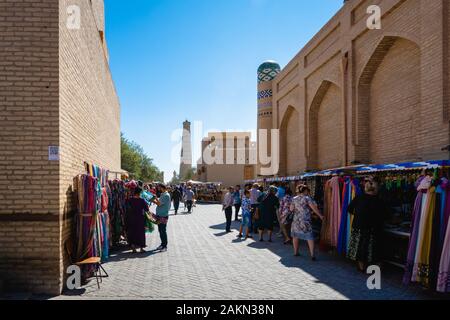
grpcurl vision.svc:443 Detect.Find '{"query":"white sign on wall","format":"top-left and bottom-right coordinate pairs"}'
top-left (48, 146), bottom-right (60, 161)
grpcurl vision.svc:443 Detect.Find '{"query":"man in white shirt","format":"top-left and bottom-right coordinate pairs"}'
top-left (222, 186), bottom-right (234, 233)
top-left (184, 186), bottom-right (195, 214)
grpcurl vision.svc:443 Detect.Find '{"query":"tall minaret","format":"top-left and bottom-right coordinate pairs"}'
top-left (257, 61), bottom-right (280, 176)
top-left (179, 120), bottom-right (192, 180)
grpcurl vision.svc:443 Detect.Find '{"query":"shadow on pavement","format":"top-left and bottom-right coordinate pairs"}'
top-left (209, 217), bottom-right (442, 300)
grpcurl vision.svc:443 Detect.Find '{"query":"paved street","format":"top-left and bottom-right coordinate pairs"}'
top-left (56, 204), bottom-right (440, 300)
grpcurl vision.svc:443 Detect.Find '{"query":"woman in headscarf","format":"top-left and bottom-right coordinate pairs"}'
top-left (347, 180), bottom-right (388, 272)
top-left (290, 185), bottom-right (324, 260)
top-left (256, 186), bottom-right (280, 242)
top-left (126, 187), bottom-right (149, 253)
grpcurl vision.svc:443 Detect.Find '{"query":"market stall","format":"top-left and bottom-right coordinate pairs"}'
top-left (298, 160), bottom-right (450, 293)
top-left (194, 182), bottom-right (223, 203)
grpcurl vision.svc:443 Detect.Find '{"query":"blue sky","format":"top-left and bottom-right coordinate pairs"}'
top-left (105, 0), bottom-right (343, 182)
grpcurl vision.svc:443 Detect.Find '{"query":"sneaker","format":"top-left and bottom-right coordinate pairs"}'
top-left (156, 245), bottom-right (164, 251)
top-left (160, 247), bottom-right (168, 252)
top-left (237, 234), bottom-right (243, 238)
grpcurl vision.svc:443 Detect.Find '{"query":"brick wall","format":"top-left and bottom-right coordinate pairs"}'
top-left (317, 83), bottom-right (343, 169)
top-left (268, 0), bottom-right (449, 173)
top-left (59, 0), bottom-right (120, 291)
top-left (0, 0), bottom-right (60, 294)
top-left (369, 38), bottom-right (420, 163)
top-left (0, 0), bottom-right (120, 295)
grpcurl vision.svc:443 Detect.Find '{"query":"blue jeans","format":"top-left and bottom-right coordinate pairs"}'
top-left (158, 223), bottom-right (168, 247)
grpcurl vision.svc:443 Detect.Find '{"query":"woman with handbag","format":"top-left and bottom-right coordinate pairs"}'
top-left (279, 188), bottom-right (294, 244)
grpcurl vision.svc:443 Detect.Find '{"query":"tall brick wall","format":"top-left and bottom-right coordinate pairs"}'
top-left (0, 0), bottom-right (61, 294)
top-left (269, 0), bottom-right (449, 173)
top-left (317, 83), bottom-right (343, 169)
top-left (285, 108), bottom-right (300, 175)
top-left (0, 0), bottom-right (120, 295)
top-left (58, 0), bottom-right (120, 290)
top-left (369, 38), bottom-right (420, 163)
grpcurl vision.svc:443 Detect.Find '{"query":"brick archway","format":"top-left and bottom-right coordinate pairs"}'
top-left (280, 106), bottom-right (300, 176)
top-left (308, 80), bottom-right (343, 170)
top-left (356, 36), bottom-right (421, 164)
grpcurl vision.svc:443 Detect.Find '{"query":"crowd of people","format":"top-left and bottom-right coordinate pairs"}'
top-left (125, 181), bottom-right (171, 253)
top-left (124, 181), bottom-right (200, 253)
top-left (125, 178), bottom-right (388, 273)
top-left (222, 179), bottom-right (388, 270)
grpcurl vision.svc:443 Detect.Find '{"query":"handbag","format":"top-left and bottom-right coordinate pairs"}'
top-left (285, 212), bottom-right (294, 224)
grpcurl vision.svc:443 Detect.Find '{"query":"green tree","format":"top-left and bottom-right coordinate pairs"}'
top-left (121, 133), bottom-right (162, 182)
top-left (183, 168), bottom-right (196, 181)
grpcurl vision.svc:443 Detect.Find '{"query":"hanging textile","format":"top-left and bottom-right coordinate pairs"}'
top-left (337, 178), bottom-right (362, 255)
top-left (320, 176), bottom-right (341, 248)
top-left (403, 190), bottom-right (425, 284)
top-left (412, 186), bottom-right (435, 287)
top-left (74, 174), bottom-right (110, 265)
top-left (437, 215), bottom-right (450, 292)
top-left (337, 178), bottom-right (351, 255)
top-left (108, 179), bottom-right (127, 246)
top-left (403, 174), bottom-right (450, 291)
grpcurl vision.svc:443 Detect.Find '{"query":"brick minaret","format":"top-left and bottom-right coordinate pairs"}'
top-left (179, 120), bottom-right (192, 180)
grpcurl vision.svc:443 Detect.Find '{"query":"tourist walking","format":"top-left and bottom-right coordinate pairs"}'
top-left (184, 186), bottom-right (195, 213)
top-left (256, 186), bottom-right (280, 242)
top-left (172, 186), bottom-right (182, 215)
top-left (126, 187), bottom-right (149, 253)
top-left (237, 190), bottom-right (252, 239)
top-left (347, 180), bottom-right (388, 272)
top-left (290, 185), bottom-right (324, 260)
top-left (223, 186), bottom-right (234, 233)
top-left (154, 184), bottom-right (171, 251)
top-left (279, 188), bottom-right (294, 244)
top-left (233, 185), bottom-right (242, 222)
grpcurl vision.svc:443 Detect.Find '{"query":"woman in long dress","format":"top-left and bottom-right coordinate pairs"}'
top-left (256, 186), bottom-right (280, 242)
top-left (290, 185), bottom-right (324, 260)
top-left (126, 187), bottom-right (149, 253)
top-left (347, 180), bottom-right (388, 272)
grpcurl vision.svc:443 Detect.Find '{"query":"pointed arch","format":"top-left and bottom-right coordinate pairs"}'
top-left (308, 80), bottom-right (343, 170)
top-left (356, 36), bottom-right (421, 163)
top-left (279, 105), bottom-right (300, 176)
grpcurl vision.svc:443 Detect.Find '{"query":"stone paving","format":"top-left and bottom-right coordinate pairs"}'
top-left (53, 204), bottom-right (444, 300)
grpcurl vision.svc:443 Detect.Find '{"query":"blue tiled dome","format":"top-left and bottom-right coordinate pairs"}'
top-left (258, 61), bottom-right (281, 83)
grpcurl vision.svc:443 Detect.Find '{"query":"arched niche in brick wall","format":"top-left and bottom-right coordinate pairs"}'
top-left (308, 80), bottom-right (344, 170)
top-left (279, 105), bottom-right (301, 176)
top-left (356, 36), bottom-right (421, 164)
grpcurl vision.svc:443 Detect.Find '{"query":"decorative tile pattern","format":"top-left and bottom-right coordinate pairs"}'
top-left (258, 61), bottom-right (281, 83)
top-left (257, 89), bottom-right (273, 100)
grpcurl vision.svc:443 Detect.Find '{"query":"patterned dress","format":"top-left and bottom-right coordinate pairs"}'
top-left (241, 197), bottom-right (252, 227)
top-left (279, 195), bottom-right (293, 225)
top-left (291, 195), bottom-right (316, 240)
